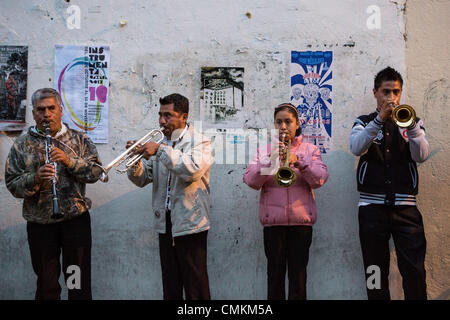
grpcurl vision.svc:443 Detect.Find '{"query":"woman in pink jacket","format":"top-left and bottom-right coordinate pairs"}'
top-left (243, 103), bottom-right (329, 300)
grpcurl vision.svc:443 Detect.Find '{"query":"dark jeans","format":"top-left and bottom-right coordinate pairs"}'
top-left (358, 205), bottom-right (427, 300)
top-left (263, 225), bottom-right (313, 300)
top-left (158, 210), bottom-right (210, 300)
top-left (26, 212), bottom-right (92, 300)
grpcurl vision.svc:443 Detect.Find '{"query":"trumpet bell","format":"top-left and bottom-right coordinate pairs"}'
top-left (274, 167), bottom-right (297, 187)
top-left (392, 104), bottom-right (416, 128)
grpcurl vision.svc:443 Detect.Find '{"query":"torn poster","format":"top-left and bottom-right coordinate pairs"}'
top-left (291, 51), bottom-right (332, 153)
top-left (54, 45), bottom-right (109, 143)
top-left (200, 67), bottom-right (244, 129)
top-left (0, 46), bottom-right (28, 131)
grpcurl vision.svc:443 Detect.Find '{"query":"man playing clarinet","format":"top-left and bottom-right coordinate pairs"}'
top-left (5, 88), bottom-right (103, 300)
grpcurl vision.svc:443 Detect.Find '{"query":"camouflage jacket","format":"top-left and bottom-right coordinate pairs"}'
top-left (5, 124), bottom-right (102, 224)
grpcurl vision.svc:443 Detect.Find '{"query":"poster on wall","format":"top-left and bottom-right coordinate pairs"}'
top-left (0, 46), bottom-right (28, 131)
top-left (200, 67), bottom-right (244, 130)
top-left (291, 51), bottom-right (332, 153)
top-left (54, 45), bottom-right (109, 143)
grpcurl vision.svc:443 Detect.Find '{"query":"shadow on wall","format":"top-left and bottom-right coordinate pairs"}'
top-left (435, 289), bottom-right (450, 300)
top-left (0, 222), bottom-right (35, 299)
top-left (0, 149), bottom-right (403, 300)
top-left (0, 186), bottom-right (162, 300)
top-left (307, 150), bottom-right (367, 299)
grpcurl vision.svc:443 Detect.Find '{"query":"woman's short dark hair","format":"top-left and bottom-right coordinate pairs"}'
top-left (159, 93), bottom-right (189, 114)
top-left (274, 103), bottom-right (302, 136)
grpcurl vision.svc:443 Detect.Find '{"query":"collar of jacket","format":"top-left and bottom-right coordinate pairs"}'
top-left (164, 123), bottom-right (189, 144)
top-left (178, 123), bottom-right (198, 144)
top-left (290, 134), bottom-right (303, 148)
top-left (29, 122), bottom-right (68, 139)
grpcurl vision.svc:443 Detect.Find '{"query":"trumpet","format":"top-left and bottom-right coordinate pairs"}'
top-left (274, 133), bottom-right (297, 188)
top-left (44, 123), bottom-right (63, 219)
top-left (391, 104), bottom-right (416, 128)
top-left (99, 128), bottom-right (164, 182)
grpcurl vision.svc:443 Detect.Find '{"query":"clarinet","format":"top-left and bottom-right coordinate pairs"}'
top-left (44, 123), bottom-right (63, 219)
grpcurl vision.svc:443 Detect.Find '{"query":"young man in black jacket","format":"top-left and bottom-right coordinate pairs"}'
top-left (349, 67), bottom-right (430, 300)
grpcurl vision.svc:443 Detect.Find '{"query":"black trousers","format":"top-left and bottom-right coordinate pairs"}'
top-left (158, 210), bottom-right (210, 300)
top-left (263, 225), bottom-right (313, 300)
top-left (26, 212), bottom-right (92, 300)
top-left (358, 205), bottom-right (427, 300)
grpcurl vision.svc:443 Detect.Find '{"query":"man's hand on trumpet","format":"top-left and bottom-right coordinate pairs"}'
top-left (378, 99), bottom-right (395, 122)
top-left (126, 140), bottom-right (160, 160)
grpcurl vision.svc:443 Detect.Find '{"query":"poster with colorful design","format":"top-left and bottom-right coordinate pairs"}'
top-left (54, 45), bottom-right (109, 143)
top-left (290, 51), bottom-right (332, 153)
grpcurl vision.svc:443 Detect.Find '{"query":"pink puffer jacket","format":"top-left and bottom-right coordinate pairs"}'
top-left (243, 135), bottom-right (328, 226)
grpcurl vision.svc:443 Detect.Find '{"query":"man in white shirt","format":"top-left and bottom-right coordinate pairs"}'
top-left (127, 93), bottom-right (213, 300)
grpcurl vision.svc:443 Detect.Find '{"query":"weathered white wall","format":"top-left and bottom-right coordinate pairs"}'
top-left (404, 0), bottom-right (450, 300)
top-left (0, 0), bottom-right (447, 299)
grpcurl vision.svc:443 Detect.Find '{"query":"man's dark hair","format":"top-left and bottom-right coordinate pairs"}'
top-left (374, 67), bottom-right (403, 90)
top-left (159, 93), bottom-right (189, 114)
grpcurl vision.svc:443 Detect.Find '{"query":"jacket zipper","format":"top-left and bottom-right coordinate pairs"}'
top-left (287, 187), bottom-right (290, 225)
top-left (359, 161), bottom-right (368, 184)
top-left (168, 141), bottom-right (176, 247)
top-left (165, 128), bottom-right (186, 246)
top-left (409, 163), bottom-right (417, 189)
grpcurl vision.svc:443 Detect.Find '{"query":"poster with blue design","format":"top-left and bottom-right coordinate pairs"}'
top-left (291, 51), bottom-right (332, 153)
